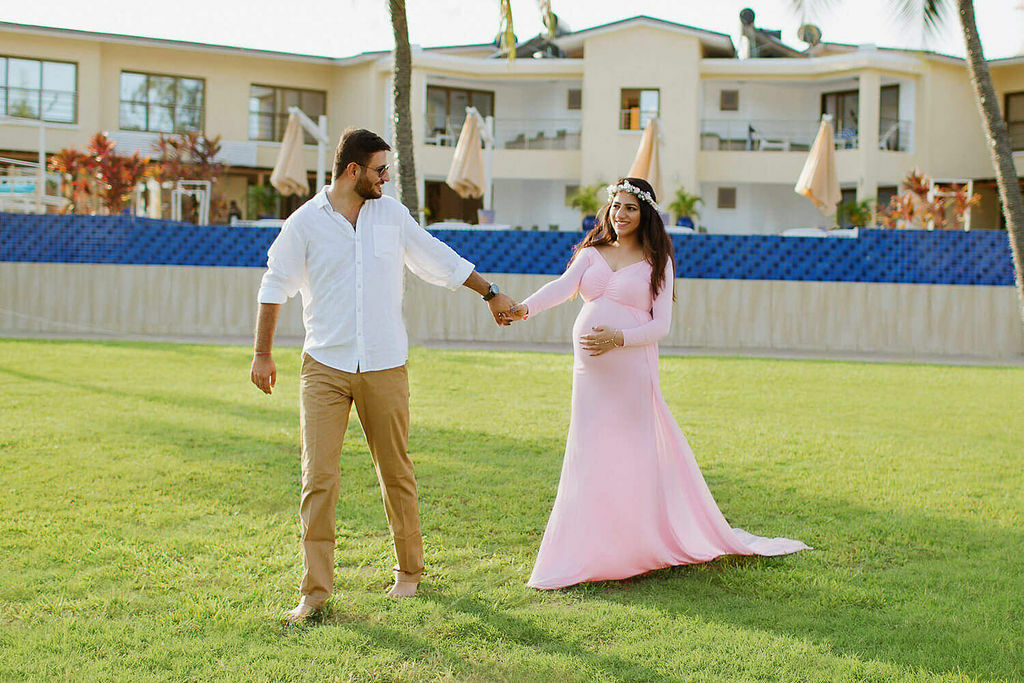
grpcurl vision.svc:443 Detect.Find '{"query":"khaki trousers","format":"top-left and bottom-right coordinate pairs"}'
top-left (298, 354), bottom-right (422, 607)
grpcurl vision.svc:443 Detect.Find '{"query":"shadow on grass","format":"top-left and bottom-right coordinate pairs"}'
top-left (313, 590), bottom-right (673, 681)
top-left (0, 363), bottom-right (297, 425)
top-left (115, 415), bottom-right (564, 534)
top-left (579, 490), bottom-right (1024, 681)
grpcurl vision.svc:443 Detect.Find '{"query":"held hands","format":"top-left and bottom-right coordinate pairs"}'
top-left (487, 292), bottom-right (518, 326)
top-left (491, 300), bottom-right (528, 326)
top-left (505, 302), bottom-right (528, 322)
top-left (250, 353), bottom-right (277, 394)
top-left (580, 326), bottom-right (624, 356)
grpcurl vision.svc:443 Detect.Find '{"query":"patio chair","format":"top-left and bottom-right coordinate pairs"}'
top-left (748, 124), bottom-right (789, 151)
top-left (878, 122), bottom-right (900, 150)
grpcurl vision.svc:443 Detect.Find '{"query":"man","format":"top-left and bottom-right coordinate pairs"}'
top-left (250, 128), bottom-right (515, 624)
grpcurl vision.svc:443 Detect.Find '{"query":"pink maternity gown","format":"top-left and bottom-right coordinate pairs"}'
top-left (522, 246), bottom-right (809, 590)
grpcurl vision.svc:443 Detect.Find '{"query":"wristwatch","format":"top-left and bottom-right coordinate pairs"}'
top-left (482, 282), bottom-right (500, 301)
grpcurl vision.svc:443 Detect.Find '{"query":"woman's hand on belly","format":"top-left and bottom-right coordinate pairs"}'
top-left (579, 326), bottom-right (625, 356)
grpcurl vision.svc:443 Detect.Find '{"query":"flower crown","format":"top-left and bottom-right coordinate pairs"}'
top-left (606, 180), bottom-right (659, 210)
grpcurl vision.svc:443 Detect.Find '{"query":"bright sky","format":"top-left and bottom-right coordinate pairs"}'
top-left (2, 0), bottom-right (1023, 61)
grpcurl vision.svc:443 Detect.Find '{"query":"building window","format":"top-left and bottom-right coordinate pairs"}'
top-left (877, 185), bottom-right (898, 209)
top-left (821, 88), bottom-right (859, 139)
top-left (619, 88), bottom-right (659, 130)
top-left (120, 71), bottom-right (204, 133)
top-left (1007, 91), bottom-right (1024, 152)
top-left (0, 56), bottom-right (77, 123)
top-left (249, 85), bottom-right (326, 143)
top-left (822, 85), bottom-right (900, 148)
top-left (425, 85), bottom-right (495, 144)
top-left (717, 187), bottom-right (737, 209)
top-left (720, 89), bottom-right (739, 112)
top-left (567, 88), bottom-right (582, 110)
top-left (879, 85), bottom-right (901, 150)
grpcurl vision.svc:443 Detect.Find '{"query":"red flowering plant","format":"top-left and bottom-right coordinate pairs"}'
top-left (48, 147), bottom-right (97, 213)
top-left (47, 133), bottom-right (149, 214)
top-left (90, 133), bottom-right (149, 214)
top-left (150, 132), bottom-right (229, 223)
top-left (876, 169), bottom-right (981, 230)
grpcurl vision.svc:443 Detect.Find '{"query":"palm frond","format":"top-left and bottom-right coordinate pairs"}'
top-left (789, 0), bottom-right (839, 18)
top-left (893, 0), bottom-right (951, 38)
top-left (538, 0), bottom-right (555, 40)
top-left (499, 0), bottom-right (516, 63)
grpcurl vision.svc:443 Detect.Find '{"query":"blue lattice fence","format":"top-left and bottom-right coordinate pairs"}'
top-left (0, 213), bottom-right (1014, 286)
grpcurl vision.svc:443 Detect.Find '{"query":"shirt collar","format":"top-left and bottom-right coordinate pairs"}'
top-left (314, 187), bottom-right (379, 217)
top-left (313, 186), bottom-right (332, 212)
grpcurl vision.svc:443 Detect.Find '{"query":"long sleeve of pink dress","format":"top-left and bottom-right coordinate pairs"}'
top-left (521, 246), bottom-right (810, 590)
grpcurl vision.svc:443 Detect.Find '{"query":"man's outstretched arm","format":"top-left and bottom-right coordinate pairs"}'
top-left (462, 270), bottom-right (517, 326)
top-left (250, 302), bottom-right (281, 394)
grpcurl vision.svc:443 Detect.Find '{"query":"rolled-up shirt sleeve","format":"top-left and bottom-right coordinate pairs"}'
top-left (402, 209), bottom-right (475, 290)
top-left (257, 218), bottom-right (306, 304)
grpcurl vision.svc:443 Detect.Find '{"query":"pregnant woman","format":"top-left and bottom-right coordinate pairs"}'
top-left (507, 177), bottom-right (809, 590)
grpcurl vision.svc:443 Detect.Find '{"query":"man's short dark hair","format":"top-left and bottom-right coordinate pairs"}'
top-left (333, 128), bottom-right (391, 180)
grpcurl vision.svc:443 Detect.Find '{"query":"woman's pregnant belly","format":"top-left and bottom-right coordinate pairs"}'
top-left (572, 299), bottom-right (650, 360)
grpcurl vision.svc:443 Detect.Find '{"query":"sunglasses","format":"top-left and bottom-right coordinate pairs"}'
top-left (355, 162), bottom-right (390, 177)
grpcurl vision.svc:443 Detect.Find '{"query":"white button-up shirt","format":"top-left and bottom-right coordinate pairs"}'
top-left (257, 188), bottom-right (475, 372)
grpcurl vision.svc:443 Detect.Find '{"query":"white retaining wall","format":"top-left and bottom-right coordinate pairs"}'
top-left (1, 262), bottom-right (1021, 358)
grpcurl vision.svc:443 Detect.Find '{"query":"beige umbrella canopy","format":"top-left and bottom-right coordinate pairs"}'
top-left (445, 111), bottom-right (486, 199)
top-left (795, 116), bottom-right (841, 216)
top-left (270, 112), bottom-right (309, 197)
top-left (627, 117), bottom-right (663, 201)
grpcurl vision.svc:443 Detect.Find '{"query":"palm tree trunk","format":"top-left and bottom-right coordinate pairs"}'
top-left (389, 0), bottom-right (419, 215)
top-left (957, 0), bottom-right (1024, 322)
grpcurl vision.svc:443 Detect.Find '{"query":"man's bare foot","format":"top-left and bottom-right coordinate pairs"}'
top-left (386, 580), bottom-right (418, 598)
top-left (282, 601), bottom-right (318, 625)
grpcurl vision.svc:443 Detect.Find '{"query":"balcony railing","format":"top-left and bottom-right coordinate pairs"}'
top-left (701, 119), bottom-right (913, 152)
top-left (618, 109), bottom-right (658, 131)
top-left (425, 116), bottom-right (582, 150)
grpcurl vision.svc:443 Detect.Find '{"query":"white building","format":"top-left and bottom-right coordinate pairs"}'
top-left (1, 13), bottom-right (1023, 231)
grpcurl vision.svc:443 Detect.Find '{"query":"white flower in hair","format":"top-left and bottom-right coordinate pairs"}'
top-left (606, 181), bottom-right (659, 210)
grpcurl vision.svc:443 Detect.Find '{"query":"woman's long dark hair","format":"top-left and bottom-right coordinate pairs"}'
top-left (570, 177), bottom-right (675, 301)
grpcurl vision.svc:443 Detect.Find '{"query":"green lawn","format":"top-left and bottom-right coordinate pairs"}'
top-left (0, 339), bottom-right (1021, 682)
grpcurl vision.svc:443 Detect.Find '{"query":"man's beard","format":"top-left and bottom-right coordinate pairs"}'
top-left (355, 173), bottom-right (382, 200)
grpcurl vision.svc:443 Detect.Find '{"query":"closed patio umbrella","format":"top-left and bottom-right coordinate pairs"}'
top-left (795, 115), bottom-right (841, 216)
top-left (627, 117), bottom-right (662, 201)
top-left (270, 112), bottom-right (309, 197)
top-left (445, 110), bottom-right (486, 199)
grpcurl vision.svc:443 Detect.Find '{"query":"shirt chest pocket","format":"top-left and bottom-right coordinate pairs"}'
top-left (373, 224), bottom-right (401, 258)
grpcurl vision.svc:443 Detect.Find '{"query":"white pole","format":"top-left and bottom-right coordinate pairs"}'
top-left (37, 122), bottom-right (45, 214)
top-left (286, 106), bottom-right (329, 191)
top-left (317, 114), bottom-right (327, 190)
top-left (964, 180), bottom-right (973, 231)
top-left (484, 115), bottom-right (494, 211)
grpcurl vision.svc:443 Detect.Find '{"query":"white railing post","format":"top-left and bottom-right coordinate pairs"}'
top-left (37, 122), bottom-right (45, 214)
top-left (317, 114), bottom-right (327, 190)
top-left (484, 115), bottom-right (494, 211)
top-left (286, 106), bottom-right (330, 191)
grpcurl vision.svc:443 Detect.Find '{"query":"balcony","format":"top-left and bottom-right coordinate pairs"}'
top-left (424, 116), bottom-right (581, 150)
top-left (700, 118), bottom-right (912, 152)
